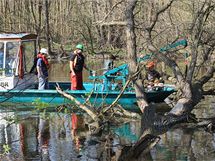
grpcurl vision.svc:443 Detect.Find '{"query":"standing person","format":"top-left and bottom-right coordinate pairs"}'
top-left (37, 48), bottom-right (49, 90)
top-left (70, 44), bottom-right (90, 90)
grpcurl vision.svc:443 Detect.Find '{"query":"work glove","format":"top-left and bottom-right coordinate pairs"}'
top-left (89, 70), bottom-right (96, 76)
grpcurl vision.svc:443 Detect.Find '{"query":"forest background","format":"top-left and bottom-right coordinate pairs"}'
top-left (0, 0), bottom-right (203, 56)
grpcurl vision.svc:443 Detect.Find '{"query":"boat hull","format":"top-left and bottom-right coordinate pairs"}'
top-left (0, 82), bottom-right (175, 110)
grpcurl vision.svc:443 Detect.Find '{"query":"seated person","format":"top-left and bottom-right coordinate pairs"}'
top-left (145, 61), bottom-right (164, 91)
top-left (103, 54), bottom-right (116, 74)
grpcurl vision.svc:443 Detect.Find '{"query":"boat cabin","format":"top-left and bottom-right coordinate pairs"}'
top-left (0, 33), bottom-right (38, 90)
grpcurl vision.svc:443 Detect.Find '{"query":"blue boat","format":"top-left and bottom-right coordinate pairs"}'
top-left (0, 82), bottom-right (176, 109)
top-left (0, 33), bottom-right (185, 109)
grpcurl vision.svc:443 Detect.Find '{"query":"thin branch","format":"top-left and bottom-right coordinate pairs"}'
top-left (116, 104), bottom-right (141, 119)
top-left (198, 64), bottom-right (215, 86)
top-left (94, 1), bottom-right (124, 25)
top-left (101, 78), bottom-right (131, 114)
top-left (187, 3), bottom-right (215, 83)
top-left (99, 21), bottom-right (126, 26)
top-left (146, 0), bottom-right (176, 32)
top-left (102, 65), bottom-right (143, 114)
top-left (143, 0), bottom-right (184, 83)
top-left (203, 89), bottom-right (215, 95)
top-left (194, 44), bottom-right (215, 78)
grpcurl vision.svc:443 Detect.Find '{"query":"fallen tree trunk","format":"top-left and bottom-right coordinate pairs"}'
top-left (56, 85), bottom-right (141, 134)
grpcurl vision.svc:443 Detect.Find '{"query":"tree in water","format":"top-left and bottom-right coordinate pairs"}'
top-left (120, 0), bottom-right (215, 160)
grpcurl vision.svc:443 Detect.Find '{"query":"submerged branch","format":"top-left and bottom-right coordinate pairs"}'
top-left (118, 134), bottom-right (160, 161)
top-left (116, 104), bottom-right (141, 119)
top-left (56, 86), bottom-right (99, 122)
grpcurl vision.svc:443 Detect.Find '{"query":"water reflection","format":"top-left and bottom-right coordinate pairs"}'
top-left (0, 99), bottom-right (214, 161)
top-left (38, 117), bottom-right (50, 160)
top-left (113, 121), bottom-right (141, 143)
top-left (71, 113), bottom-right (82, 152)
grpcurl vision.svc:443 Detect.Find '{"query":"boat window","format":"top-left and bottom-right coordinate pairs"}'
top-left (22, 41), bottom-right (36, 73)
top-left (5, 42), bottom-right (19, 76)
top-left (0, 42), bottom-right (4, 74)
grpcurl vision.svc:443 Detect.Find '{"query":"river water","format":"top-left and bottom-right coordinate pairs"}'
top-left (0, 61), bottom-right (214, 161)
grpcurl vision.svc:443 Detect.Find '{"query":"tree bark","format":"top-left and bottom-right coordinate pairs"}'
top-left (125, 0), bottom-right (149, 113)
top-left (44, 0), bottom-right (52, 55)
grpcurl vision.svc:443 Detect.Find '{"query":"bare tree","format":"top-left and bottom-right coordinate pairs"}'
top-left (125, 0), bottom-right (149, 113)
top-left (142, 0), bottom-right (215, 115)
top-left (44, 0), bottom-right (52, 55)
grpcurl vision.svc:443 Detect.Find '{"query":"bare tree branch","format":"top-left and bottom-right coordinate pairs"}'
top-left (146, 0), bottom-right (176, 32)
top-left (198, 63), bottom-right (215, 86)
top-left (94, 1), bottom-right (124, 25)
top-left (187, 2), bottom-right (215, 83)
top-left (102, 64), bottom-right (145, 114)
top-left (203, 88), bottom-right (215, 95)
top-left (99, 21), bottom-right (126, 26)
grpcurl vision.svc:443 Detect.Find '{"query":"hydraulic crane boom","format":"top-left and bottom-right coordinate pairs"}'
top-left (89, 39), bottom-right (188, 91)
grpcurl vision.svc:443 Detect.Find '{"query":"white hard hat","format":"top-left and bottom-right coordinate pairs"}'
top-left (40, 48), bottom-right (48, 54)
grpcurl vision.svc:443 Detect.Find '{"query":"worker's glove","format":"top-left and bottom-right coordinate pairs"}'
top-left (89, 70), bottom-right (96, 76)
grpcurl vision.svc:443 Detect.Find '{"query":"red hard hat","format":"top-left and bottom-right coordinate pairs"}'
top-left (146, 61), bottom-right (155, 68)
